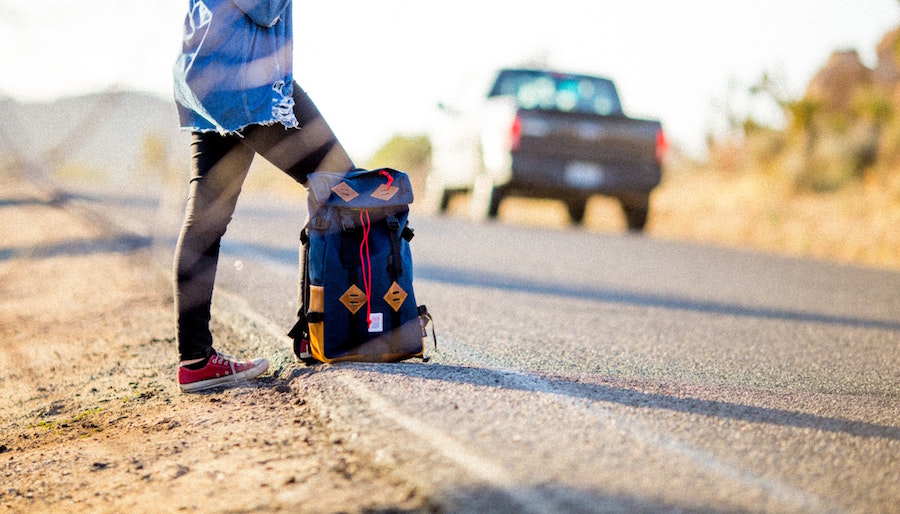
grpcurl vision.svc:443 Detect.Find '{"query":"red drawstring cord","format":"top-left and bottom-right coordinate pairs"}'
top-left (359, 209), bottom-right (372, 327)
top-left (378, 170), bottom-right (394, 190)
top-left (358, 172), bottom-right (393, 329)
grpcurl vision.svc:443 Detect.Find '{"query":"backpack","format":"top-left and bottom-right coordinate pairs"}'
top-left (288, 168), bottom-right (435, 363)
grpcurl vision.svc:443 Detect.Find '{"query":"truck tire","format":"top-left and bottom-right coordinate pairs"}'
top-left (422, 177), bottom-right (452, 215)
top-left (566, 198), bottom-right (588, 224)
top-left (487, 188), bottom-right (504, 218)
top-left (470, 175), bottom-right (504, 221)
top-left (620, 198), bottom-right (649, 232)
top-left (437, 190), bottom-right (452, 212)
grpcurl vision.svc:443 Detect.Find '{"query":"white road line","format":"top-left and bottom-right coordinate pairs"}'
top-left (216, 290), bottom-right (566, 511)
top-left (217, 291), bottom-right (564, 513)
top-left (336, 374), bottom-right (568, 514)
top-left (216, 290), bottom-right (843, 514)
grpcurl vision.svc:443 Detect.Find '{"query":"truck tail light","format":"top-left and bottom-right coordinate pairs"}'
top-left (655, 128), bottom-right (668, 162)
top-left (509, 115), bottom-right (522, 151)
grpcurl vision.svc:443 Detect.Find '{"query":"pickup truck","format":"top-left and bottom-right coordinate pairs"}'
top-left (425, 68), bottom-right (666, 231)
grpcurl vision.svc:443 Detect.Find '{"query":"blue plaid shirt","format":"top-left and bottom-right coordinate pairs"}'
top-left (173, 0), bottom-right (298, 134)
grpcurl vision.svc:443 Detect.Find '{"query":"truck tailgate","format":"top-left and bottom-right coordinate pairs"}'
top-left (512, 109), bottom-right (662, 192)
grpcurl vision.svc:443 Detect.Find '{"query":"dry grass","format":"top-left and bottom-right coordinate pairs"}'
top-left (649, 164), bottom-right (900, 271)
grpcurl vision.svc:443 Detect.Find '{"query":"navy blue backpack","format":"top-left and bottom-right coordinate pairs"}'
top-left (289, 168), bottom-right (434, 363)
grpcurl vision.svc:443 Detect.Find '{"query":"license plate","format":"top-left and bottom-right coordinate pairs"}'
top-left (564, 162), bottom-right (604, 188)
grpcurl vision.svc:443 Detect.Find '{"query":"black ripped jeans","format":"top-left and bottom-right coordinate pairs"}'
top-left (174, 84), bottom-right (353, 361)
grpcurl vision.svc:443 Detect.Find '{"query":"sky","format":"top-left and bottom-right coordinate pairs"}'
top-left (1, 0), bottom-right (899, 158)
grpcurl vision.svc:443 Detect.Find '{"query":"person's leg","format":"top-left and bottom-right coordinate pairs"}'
top-left (173, 131), bottom-right (254, 362)
top-left (240, 83), bottom-right (354, 185)
top-left (240, 84), bottom-right (355, 357)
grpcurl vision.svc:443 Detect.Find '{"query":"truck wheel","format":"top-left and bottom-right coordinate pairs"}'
top-left (566, 199), bottom-right (588, 224)
top-left (437, 190), bottom-right (452, 212)
top-left (423, 177), bottom-right (452, 215)
top-left (620, 199), bottom-right (649, 232)
top-left (470, 175), bottom-right (504, 221)
top-left (487, 188), bottom-right (504, 218)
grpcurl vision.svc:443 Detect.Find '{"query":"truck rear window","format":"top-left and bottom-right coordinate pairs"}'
top-left (488, 69), bottom-right (622, 116)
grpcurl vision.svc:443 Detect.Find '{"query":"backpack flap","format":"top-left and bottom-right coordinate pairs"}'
top-left (307, 168), bottom-right (414, 219)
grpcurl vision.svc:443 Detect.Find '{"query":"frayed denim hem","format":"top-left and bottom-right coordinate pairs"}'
top-left (180, 117), bottom-right (300, 138)
top-left (271, 80), bottom-right (300, 130)
top-left (179, 81), bottom-right (300, 136)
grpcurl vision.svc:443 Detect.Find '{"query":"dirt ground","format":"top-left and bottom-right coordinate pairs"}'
top-left (0, 175), bottom-right (435, 513)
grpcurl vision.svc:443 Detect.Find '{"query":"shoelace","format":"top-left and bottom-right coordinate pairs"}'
top-left (212, 353), bottom-right (239, 380)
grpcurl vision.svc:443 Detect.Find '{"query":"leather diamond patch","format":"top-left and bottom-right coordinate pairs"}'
top-left (383, 281), bottom-right (408, 312)
top-left (340, 284), bottom-right (367, 314)
top-left (370, 185), bottom-right (399, 201)
top-left (331, 182), bottom-right (359, 202)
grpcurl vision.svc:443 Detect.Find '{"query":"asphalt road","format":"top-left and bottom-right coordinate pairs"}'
top-left (70, 183), bottom-right (900, 513)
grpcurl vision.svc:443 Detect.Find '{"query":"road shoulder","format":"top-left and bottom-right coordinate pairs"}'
top-left (0, 175), bottom-right (431, 512)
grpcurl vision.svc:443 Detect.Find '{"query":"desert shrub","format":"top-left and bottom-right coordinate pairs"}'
top-left (365, 134), bottom-right (431, 175)
top-left (792, 125), bottom-right (878, 192)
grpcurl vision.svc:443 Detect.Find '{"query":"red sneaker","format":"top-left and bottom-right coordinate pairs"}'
top-left (177, 352), bottom-right (269, 393)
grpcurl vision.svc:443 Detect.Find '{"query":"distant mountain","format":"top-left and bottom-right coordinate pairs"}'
top-left (0, 90), bottom-right (189, 184)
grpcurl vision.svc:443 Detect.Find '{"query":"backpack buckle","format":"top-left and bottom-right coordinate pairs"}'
top-left (340, 213), bottom-right (355, 232)
top-left (386, 215), bottom-right (400, 232)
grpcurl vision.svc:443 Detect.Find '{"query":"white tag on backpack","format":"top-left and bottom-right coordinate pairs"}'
top-left (368, 313), bottom-right (384, 333)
